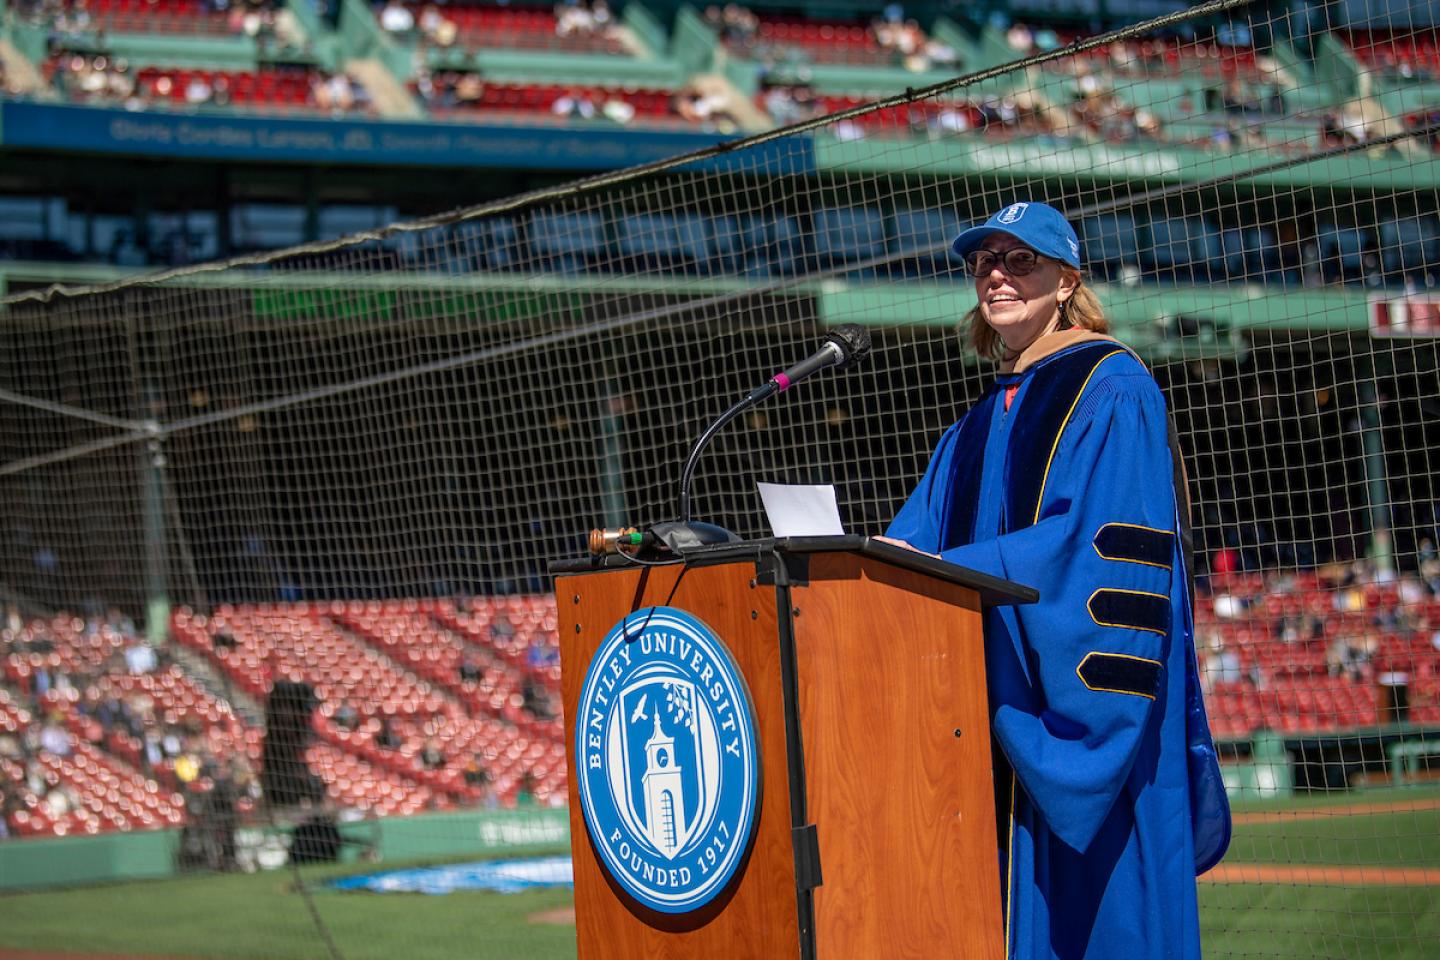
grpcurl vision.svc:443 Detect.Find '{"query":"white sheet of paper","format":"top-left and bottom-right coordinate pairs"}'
top-left (757, 482), bottom-right (846, 538)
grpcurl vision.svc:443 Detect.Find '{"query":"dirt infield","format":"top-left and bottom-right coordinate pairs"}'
top-left (1202, 863), bottom-right (1440, 886)
top-left (528, 906), bottom-right (577, 925)
top-left (1231, 797), bottom-right (1440, 826)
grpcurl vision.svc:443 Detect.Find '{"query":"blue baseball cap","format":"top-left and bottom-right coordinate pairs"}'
top-left (951, 201), bottom-right (1082, 269)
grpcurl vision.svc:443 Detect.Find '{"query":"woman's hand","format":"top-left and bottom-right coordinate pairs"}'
top-left (871, 535), bottom-right (941, 559)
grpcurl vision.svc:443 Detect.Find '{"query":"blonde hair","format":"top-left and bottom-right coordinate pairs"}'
top-left (964, 267), bottom-right (1109, 361)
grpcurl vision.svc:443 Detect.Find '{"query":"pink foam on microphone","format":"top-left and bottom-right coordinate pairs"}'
top-left (773, 373), bottom-right (791, 392)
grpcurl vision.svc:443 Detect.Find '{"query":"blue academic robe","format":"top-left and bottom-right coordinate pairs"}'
top-left (887, 339), bottom-right (1231, 960)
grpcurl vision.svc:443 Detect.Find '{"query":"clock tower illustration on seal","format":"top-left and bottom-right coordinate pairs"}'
top-left (576, 606), bottom-right (759, 913)
top-left (641, 712), bottom-right (686, 856)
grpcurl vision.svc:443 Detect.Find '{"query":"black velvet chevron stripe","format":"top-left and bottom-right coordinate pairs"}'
top-left (1007, 342), bottom-right (1124, 530)
top-left (1077, 652), bottom-right (1162, 699)
top-left (939, 385), bottom-right (997, 551)
top-left (1088, 589), bottom-right (1170, 635)
top-left (1093, 523), bottom-right (1174, 568)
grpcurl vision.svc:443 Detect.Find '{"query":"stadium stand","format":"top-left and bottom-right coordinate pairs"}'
top-left (1342, 27), bottom-right (1440, 82)
top-left (753, 88), bottom-right (1048, 140)
top-left (711, 7), bottom-right (867, 64)
top-left (5, 0), bottom-right (1427, 285)
top-left (416, 76), bottom-right (682, 126)
top-left (1, 686), bottom-right (189, 837)
top-left (170, 601), bottom-right (566, 803)
top-left (1012, 18), bottom-right (1344, 156)
top-left (42, 54), bottom-right (371, 113)
top-left (1195, 566), bottom-right (1440, 738)
top-left (0, 1), bottom-right (1435, 280)
top-left (5, 561), bottom-right (1438, 840)
top-left (0, 0), bottom-right (1433, 152)
top-left (1, 598), bottom-right (568, 839)
top-left (708, 5), bottom-right (958, 72)
top-left (1027, 27), bottom-right (1266, 81)
top-left (381, 0), bottom-right (627, 55)
top-left (13, 0), bottom-right (374, 113)
top-left (32, 0), bottom-right (282, 38)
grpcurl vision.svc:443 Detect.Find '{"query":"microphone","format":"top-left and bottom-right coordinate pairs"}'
top-left (753, 324), bottom-right (872, 402)
top-left (662, 325), bottom-right (872, 551)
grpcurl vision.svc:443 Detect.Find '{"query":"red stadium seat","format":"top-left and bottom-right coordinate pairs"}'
top-left (731, 13), bottom-right (892, 66)
top-left (404, 1), bottom-right (626, 55)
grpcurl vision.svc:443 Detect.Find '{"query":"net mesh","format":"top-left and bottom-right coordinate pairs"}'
top-left (2, 0), bottom-right (1440, 956)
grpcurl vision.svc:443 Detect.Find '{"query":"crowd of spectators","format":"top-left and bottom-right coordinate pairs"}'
top-left (1343, 29), bottom-right (1440, 85)
top-left (757, 79), bottom-right (817, 127)
top-left (671, 82), bottom-right (741, 133)
top-left (16, 0), bottom-right (306, 47)
top-left (0, 702), bottom-right (81, 834)
top-left (310, 70), bottom-right (364, 111)
top-left (0, 54), bottom-right (32, 99)
top-left (995, 18), bottom-right (1389, 158)
top-left (870, 4), bottom-right (959, 74)
top-left (44, 53), bottom-right (368, 114)
top-left (12, 0), bottom-right (359, 115)
top-left (412, 68), bottom-right (742, 132)
top-left (1, 604), bottom-right (262, 844)
top-left (3, 597), bottom-right (561, 842)
top-left (553, 0), bottom-right (611, 40)
top-left (5, 535), bottom-right (1440, 843)
top-left (702, 3), bottom-right (758, 47)
top-left (1013, 23), bottom-right (1269, 148)
top-left (705, 2), bottom-right (958, 74)
top-left (729, 12), bottom-right (1350, 153)
top-left (412, 67), bottom-right (484, 107)
top-left (3, 0), bottom-right (1431, 158)
top-left (376, 0), bottom-right (616, 50)
top-left (1006, 19), bottom-right (1260, 74)
top-left (760, 78), bottom-right (1056, 143)
top-left (412, 71), bottom-right (638, 122)
top-left (46, 53), bottom-right (137, 104)
top-left (549, 85), bottom-right (630, 124)
top-left (331, 694), bottom-right (501, 801)
top-left (1196, 555), bottom-right (1440, 726)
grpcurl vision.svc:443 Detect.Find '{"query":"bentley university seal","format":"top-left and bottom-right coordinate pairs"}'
top-left (575, 606), bottom-right (760, 913)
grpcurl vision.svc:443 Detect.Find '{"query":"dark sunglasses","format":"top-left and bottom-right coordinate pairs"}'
top-left (964, 247), bottom-right (1045, 277)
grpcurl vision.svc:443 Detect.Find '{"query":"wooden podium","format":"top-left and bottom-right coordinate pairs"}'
top-left (552, 536), bottom-right (1036, 959)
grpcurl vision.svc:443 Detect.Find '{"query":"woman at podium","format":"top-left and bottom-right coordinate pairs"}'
top-left (881, 201), bottom-right (1231, 960)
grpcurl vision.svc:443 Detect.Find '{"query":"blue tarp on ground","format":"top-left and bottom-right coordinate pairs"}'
top-left (330, 855), bottom-right (573, 895)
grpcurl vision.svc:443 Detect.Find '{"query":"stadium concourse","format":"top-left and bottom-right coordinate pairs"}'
top-left (4, 562), bottom-right (1439, 841)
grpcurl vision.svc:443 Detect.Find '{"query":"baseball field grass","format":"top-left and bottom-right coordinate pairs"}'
top-left (1, 788), bottom-right (1437, 960)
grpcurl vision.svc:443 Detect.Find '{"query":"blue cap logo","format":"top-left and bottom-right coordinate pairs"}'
top-left (574, 606), bottom-right (760, 914)
top-left (997, 202), bottom-right (1028, 225)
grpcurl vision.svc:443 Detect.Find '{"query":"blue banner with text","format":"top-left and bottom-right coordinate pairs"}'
top-left (0, 102), bottom-right (815, 174)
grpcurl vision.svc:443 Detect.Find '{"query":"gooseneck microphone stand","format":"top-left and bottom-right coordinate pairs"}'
top-left (598, 325), bottom-right (872, 560)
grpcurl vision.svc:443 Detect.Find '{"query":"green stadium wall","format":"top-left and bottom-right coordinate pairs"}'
top-left (0, 807), bottom-right (569, 892)
top-left (0, 827), bottom-right (177, 891)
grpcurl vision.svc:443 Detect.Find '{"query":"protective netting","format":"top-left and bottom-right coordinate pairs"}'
top-left (2, 0), bottom-right (1439, 957)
